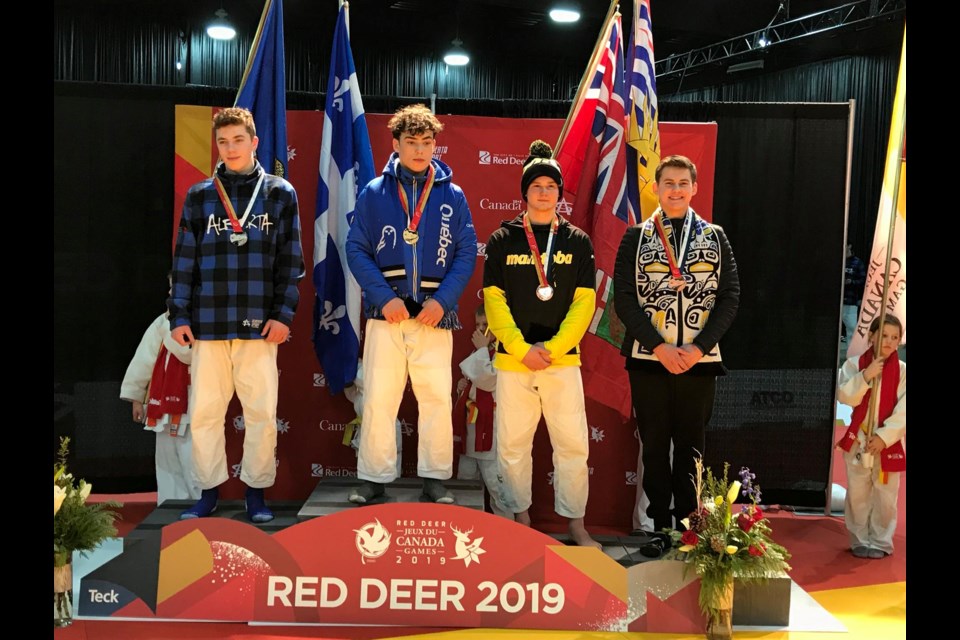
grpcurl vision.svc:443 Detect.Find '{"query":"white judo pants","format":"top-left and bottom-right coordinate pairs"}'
top-left (844, 449), bottom-right (900, 554)
top-left (495, 366), bottom-right (590, 519)
top-left (155, 429), bottom-right (201, 504)
top-left (458, 452), bottom-right (513, 519)
top-left (358, 319), bottom-right (453, 483)
top-left (190, 339), bottom-right (279, 489)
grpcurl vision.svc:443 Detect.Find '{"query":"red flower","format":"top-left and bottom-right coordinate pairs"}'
top-left (749, 543), bottom-right (766, 557)
top-left (752, 506), bottom-right (764, 521)
top-left (680, 530), bottom-right (699, 546)
top-left (737, 511), bottom-right (756, 532)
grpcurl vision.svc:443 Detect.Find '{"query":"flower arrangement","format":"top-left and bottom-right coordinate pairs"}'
top-left (666, 458), bottom-right (791, 628)
top-left (53, 437), bottom-right (122, 568)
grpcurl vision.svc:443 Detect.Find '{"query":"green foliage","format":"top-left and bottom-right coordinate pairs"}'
top-left (53, 437), bottom-right (122, 567)
top-left (665, 458), bottom-right (792, 616)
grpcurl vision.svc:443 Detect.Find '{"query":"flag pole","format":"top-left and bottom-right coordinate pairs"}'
top-left (862, 109), bottom-right (905, 468)
top-left (236, 0), bottom-right (275, 104)
top-left (861, 24), bottom-right (905, 468)
top-left (555, 0), bottom-right (620, 151)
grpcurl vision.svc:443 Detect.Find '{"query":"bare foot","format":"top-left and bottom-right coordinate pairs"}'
top-left (515, 510), bottom-right (532, 527)
top-left (568, 518), bottom-right (602, 549)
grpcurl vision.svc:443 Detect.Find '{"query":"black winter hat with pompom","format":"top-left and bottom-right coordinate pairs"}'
top-left (520, 140), bottom-right (563, 201)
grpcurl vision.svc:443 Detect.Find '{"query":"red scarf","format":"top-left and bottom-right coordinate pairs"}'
top-left (837, 348), bottom-right (905, 474)
top-left (145, 345), bottom-right (190, 426)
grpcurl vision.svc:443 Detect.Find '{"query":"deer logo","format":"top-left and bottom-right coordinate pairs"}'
top-left (450, 524), bottom-right (486, 567)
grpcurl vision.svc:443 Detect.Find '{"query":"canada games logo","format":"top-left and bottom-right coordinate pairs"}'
top-left (355, 519), bottom-right (391, 565)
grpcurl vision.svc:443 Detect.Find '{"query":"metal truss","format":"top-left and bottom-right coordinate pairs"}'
top-left (656, 0), bottom-right (906, 79)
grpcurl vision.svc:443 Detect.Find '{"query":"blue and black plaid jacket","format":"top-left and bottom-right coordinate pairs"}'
top-left (168, 161), bottom-right (305, 339)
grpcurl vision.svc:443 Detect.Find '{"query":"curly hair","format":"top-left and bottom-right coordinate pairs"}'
top-left (387, 104), bottom-right (444, 139)
top-left (213, 107), bottom-right (256, 139)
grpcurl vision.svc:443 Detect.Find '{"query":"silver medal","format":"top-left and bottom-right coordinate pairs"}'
top-left (230, 232), bottom-right (248, 246)
top-left (536, 285), bottom-right (554, 301)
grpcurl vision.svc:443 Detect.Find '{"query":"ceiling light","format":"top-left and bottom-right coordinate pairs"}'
top-left (443, 39), bottom-right (469, 66)
top-left (549, 5), bottom-right (581, 23)
top-left (207, 8), bottom-right (236, 40)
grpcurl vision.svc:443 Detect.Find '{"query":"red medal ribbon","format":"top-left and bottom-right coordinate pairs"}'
top-left (396, 164), bottom-right (436, 234)
top-left (214, 176), bottom-right (246, 233)
top-left (522, 213), bottom-right (559, 290)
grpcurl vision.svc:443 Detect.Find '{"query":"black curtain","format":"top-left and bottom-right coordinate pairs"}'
top-left (661, 101), bottom-right (851, 507)
top-left (54, 90), bottom-right (178, 490)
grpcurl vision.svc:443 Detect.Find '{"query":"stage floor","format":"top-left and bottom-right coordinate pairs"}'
top-left (58, 419), bottom-right (906, 639)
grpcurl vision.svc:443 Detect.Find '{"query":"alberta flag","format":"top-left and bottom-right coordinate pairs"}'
top-left (312, 3), bottom-right (375, 394)
top-left (235, 0), bottom-right (288, 178)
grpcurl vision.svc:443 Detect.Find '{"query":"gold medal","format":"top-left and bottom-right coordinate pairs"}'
top-left (402, 228), bottom-right (419, 244)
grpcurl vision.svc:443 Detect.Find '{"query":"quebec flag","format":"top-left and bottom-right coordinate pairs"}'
top-left (312, 3), bottom-right (375, 394)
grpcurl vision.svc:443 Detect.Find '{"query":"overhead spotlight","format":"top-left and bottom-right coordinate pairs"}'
top-left (443, 39), bottom-right (470, 66)
top-left (757, 32), bottom-right (770, 47)
top-left (549, 4), bottom-right (581, 23)
top-left (207, 8), bottom-right (236, 40)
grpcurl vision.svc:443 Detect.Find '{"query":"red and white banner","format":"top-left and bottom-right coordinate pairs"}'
top-left (78, 504), bottom-right (702, 631)
top-left (174, 108), bottom-right (717, 529)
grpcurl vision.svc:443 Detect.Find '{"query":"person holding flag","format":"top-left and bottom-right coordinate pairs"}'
top-left (345, 104), bottom-right (477, 505)
top-left (835, 314), bottom-right (905, 559)
top-left (613, 155), bottom-right (739, 539)
top-left (170, 107), bottom-right (305, 523)
top-left (483, 140), bottom-right (600, 548)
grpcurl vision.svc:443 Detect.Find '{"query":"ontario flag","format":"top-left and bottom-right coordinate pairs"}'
top-left (849, 28), bottom-right (906, 356)
top-left (235, 0), bottom-right (288, 178)
top-left (554, 6), bottom-right (633, 418)
top-left (312, 2), bottom-right (375, 394)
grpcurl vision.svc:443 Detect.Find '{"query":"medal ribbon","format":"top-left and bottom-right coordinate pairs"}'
top-left (396, 163), bottom-right (436, 234)
top-left (652, 209), bottom-right (692, 280)
top-left (522, 213), bottom-right (559, 291)
top-left (213, 172), bottom-right (265, 234)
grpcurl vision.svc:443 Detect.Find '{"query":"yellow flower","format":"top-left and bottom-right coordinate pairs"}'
top-left (679, 545), bottom-right (696, 552)
top-left (681, 517), bottom-right (691, 530)
top-left (725, 545), bottom-right (739, 555)
top-left (78, 481), bottom-right (92, 503)
top-left (54, 485), bottom-right (67, 516)
top-left (727, 481), bottom-right (742, 504)
top-left (714, 496), bottom-right (724, 506)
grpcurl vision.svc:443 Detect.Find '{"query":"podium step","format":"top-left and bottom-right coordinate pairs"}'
top-left (133, 500), bottom-right (307, 533)
top-left (298, 477), bottom-right (487, 519)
